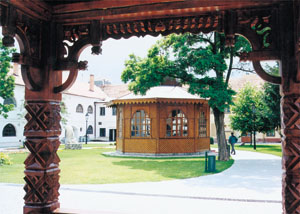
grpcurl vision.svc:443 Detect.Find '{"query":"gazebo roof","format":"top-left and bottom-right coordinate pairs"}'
top-left (110, 86), bottom-right (207, 105)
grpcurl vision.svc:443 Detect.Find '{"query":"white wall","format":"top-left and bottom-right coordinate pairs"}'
top-left (0, 83), bottom-right (117, 148)
top-left (0, 84), bottom-right (26, 148)
top-left (94, 102), bottom-right (116, 141)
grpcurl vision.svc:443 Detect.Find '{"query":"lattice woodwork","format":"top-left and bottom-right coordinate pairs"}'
top-left (23, 101), bottom-right (61, 213)
top-left (282, 95), bottom-right (300, 214)
top-left (24, 102), bottom-right (61, 137)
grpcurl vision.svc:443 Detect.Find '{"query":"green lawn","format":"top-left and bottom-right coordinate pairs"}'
top-left (0, 146), bottom-right (233, 184)
top-left (211, 144), bottom-right (282, 157)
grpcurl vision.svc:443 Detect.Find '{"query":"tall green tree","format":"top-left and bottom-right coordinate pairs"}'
top-left (261, 65), bottom-right (281, 135)
top-left (121, 32), bottom-right (251, 161)
top-left (0, 39), bottom-right (15, 118)
top-left (230, 83), bottom-right (266, 143)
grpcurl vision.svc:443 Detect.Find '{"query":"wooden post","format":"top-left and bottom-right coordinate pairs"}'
top-left (280, 2), bottom-right (300, 213)
top-left (23, 67), bottom-right (62, 213)
top-left (21, 21), bottom-right (63, 213)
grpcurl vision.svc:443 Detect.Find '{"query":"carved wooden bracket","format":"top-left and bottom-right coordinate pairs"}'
top-left (1, 3), bottom-right (284, 90)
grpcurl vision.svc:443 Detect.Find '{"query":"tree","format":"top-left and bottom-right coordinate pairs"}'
top-left (260, 65), bottom-right (281, 136)
top-left (230, 83), bottom-right (266, 144)
top-left (121, 32), bottom-right (251, 161)
top-left (0, 39), bottom-right (15, 118)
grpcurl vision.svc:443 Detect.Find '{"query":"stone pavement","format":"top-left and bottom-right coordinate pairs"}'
top-left (0, 150), bottom-right (282, 214)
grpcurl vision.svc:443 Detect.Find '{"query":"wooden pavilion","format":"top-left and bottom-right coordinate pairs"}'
top-left (110, 86), bottom-right (210, 154)
top-left (0, 1), bottom-right (299, 213)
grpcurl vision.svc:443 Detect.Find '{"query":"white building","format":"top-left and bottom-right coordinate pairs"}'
top-left (0, 68), bottom-right (128, 148)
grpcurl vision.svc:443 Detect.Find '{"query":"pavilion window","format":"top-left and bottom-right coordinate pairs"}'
top-left (131, 110), bottom-right (150, 137)
top-left (76, 104), bottom-right (83, 113)
top-left (2, 124), bottom-right (16, 137)
top-left (117, 107), bottom-right (123, 138)
top-left (166, 109), bottom-right (188, 137)
top-left (199, 111), bottom-right (207, 137)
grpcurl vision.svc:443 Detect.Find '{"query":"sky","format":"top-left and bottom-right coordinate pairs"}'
top-left (77, 35), bottom-right (161, 84)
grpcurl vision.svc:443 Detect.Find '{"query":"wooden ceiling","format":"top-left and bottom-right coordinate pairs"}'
top-left (8, 0), bottom-right (284, 24)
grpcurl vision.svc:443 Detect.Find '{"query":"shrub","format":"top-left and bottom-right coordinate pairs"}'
top-left (0, 152), bottom-right (12, 166)
top-left (210, 137), bottom-right (214, 145)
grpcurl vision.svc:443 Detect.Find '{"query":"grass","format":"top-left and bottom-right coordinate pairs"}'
top-left (211, 143), bottom-right (282, 157)
top-left (0, 145), bottom-right (233, 184)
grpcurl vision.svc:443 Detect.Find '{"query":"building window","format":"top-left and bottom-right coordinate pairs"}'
top-left (87, 125), bottom-right (93, 134)
top-left (3, 97), bottom-right (16, 107)
top-left (2, 124), bottom-right (16, 137)
top-left (131, 110), bottom-right (150, 137)
top-left (199, 111), bottom-right (207, 137)
top-left (118, 107), bottom-right (123, 138)
top-left (166, 109), bottom-right (188, 137)
top-left (100, 107), bottom-right (105, 116)
top-left (100, 128), bottom-right (106, 137)
top-left (87, 105), bottom-right (93, 114)
top-left (112, 107), bottom-right (117, 116)
top-left (266, 130), bottom-right (275, 137)
top-left (76, 104), bottom-right (83, 113)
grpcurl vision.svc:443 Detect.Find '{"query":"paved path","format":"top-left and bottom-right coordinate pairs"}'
top-left (0, 150), bottom-right (282, 214)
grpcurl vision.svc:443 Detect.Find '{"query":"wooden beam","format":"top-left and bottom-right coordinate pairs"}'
top-left (53, 0), bottom-right (185, 14)
top-left (10, 0), bottom-right (52, 21)
top-left (53, 0), bottom-right (278, 24)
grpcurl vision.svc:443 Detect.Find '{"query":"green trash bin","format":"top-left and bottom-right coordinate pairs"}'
top-left (205, 151), bottom-right (216, 172)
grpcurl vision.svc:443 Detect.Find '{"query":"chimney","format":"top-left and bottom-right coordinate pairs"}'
top-left (89, 74), bottom-right (94, 91)
top-left (13, 63), bottom-right (19, 76)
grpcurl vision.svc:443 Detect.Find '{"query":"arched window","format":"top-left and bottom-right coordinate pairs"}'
top-left (76, 104), bottom-right (83, 113)
top-left (166, 109), bottom-right (188, 137)
top-left (2, 124), bottom-right (16, 137)
top-left (87, 105), bottom-right (93, 114)
top-left (87, 125), bottom-right (93, 134)
top-left (3, 97), bottom-right (16, 107)
top-left (199, 110), bottom-right (207, 137)
top-left (131, 110), bottom-right (150, 137)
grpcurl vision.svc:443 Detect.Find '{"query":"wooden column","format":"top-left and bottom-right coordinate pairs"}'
top-left (280, 2), bottom-right (300, 213)
top-left (23, 58), bottom-right (63, 213)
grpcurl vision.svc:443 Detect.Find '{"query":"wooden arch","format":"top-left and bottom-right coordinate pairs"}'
top-left (0, 1), bottom-right (299, 213)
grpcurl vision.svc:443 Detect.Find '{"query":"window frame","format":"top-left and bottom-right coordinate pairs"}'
top-left (117, 107), bottom-right (123, 138)
top-left (131, 110), bottom-right (151, 138)
top-left (87, 105), bottom-right (93, 114)
top-left (87, 125), bottom-right (93, 134)
top-left (2, 124), bottom-right (16, 137)
top-left (199, 110), bottom-right (207, 137)
top-left (3, 97), bottom-right (17, 107)
top-left (100, 128), bottom-right (106, 137)
top-left (100, 107), bottom-right (106, 116)
top-left (112, 107), bottom-right (117, 116)
top-left (166, 109), bottom-right (188, 138)
top-left (76, 104), bottom-right (83, 113)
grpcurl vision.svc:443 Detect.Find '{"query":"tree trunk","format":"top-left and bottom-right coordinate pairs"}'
top-left (213, 107), bottom-right (229, 161)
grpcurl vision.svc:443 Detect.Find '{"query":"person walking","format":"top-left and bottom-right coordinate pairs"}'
top-left (228, 132), bottom-right (238, 155)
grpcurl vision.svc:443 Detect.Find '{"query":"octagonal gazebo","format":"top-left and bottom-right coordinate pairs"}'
top-left (110, 86), bottom-right (210, 155)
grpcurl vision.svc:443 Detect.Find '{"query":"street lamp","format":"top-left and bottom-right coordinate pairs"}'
top-left (85, 112), bottom-right (89, 144)
top-left (252, 105), bottom-right (256, 150)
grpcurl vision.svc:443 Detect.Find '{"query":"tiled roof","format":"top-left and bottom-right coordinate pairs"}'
top-left (229, 74), bottom-right (265, 92)
top-left (101, 84), bottom-right (131, 99)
